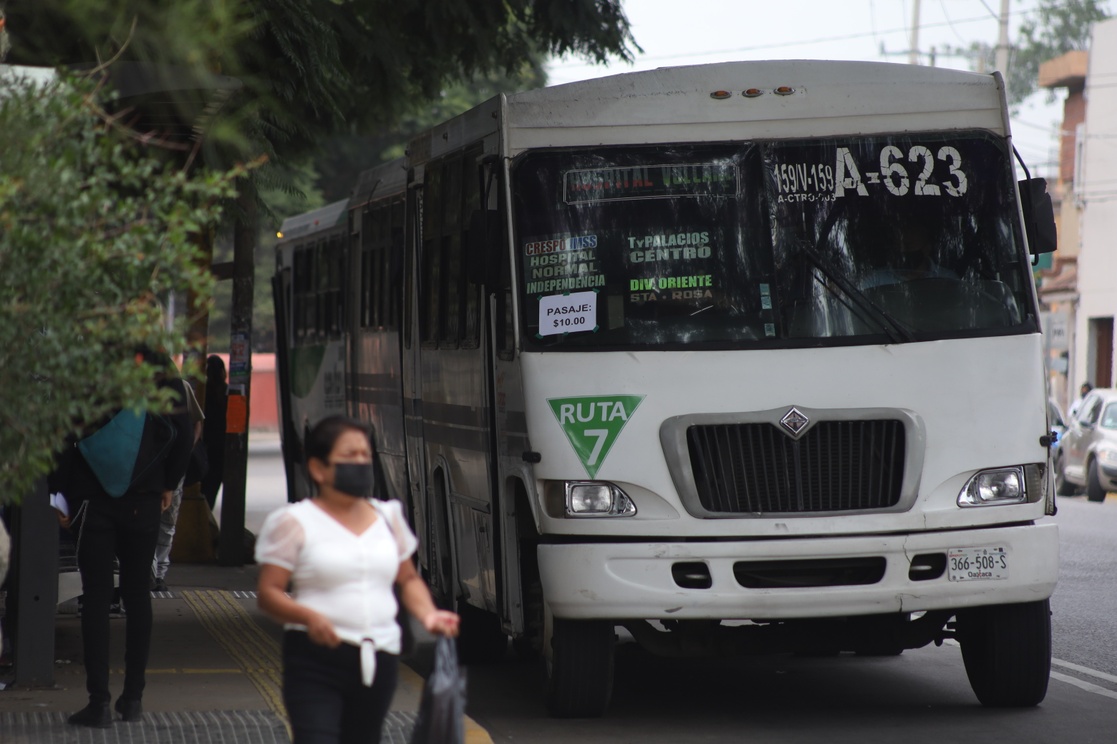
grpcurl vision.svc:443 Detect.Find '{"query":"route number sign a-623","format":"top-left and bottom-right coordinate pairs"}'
top-left (947, 546), bottom-right (1009, 582)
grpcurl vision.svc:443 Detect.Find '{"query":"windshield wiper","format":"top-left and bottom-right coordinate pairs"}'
top-left (799, 243), bottom-right (916, 344)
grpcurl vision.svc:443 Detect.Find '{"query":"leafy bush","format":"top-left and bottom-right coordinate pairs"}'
top-left (0, 71), bottom-right (243, 504)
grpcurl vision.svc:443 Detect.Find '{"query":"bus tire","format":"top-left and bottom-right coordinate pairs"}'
top-left (1086, 459), bottom-right (1107, 502)
top-left (544, 618), bottom-right (615, 718)
top-left (957, 600), bottom-right (1051, 707)
top-left (457, 601), bottom-right (508, 664)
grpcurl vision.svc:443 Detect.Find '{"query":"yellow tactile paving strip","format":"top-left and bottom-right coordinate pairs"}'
top-left (181, 589), bottom-right (289, 738)
top-left (181, 589), bottom-right (493, 744)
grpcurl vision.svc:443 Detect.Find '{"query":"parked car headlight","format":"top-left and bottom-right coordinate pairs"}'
top-left (958, 467), bottom-right (1027, 507)
top-left (1097, 448), bottom-right (1117, 468)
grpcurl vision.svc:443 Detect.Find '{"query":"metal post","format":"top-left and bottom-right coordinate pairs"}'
top-left (12, 478), bottom-right (59, 687)
top-left (995, 0), bottom-right (1012, 82)
top-left (218, 179), bottom-right (257, 566)
top-left (908, 0), bottom-right (922, 65)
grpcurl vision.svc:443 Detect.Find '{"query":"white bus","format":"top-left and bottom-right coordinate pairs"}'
top-left (273, 198), bottom-right (352, 501)
top-left (274, 60), bottom-right (1060, 717)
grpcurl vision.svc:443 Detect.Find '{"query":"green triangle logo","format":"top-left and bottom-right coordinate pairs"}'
top-left (547, 395), bottom-right (645, 478)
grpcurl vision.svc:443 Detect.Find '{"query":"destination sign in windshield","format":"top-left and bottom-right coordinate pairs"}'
top-left (563, 163), bottom-right (737, 203)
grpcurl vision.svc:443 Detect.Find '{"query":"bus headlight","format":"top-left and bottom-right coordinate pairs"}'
top-left (958, 467), bottom-right (1027, 507)
top-left (565, 482), bottom-right (636, 517)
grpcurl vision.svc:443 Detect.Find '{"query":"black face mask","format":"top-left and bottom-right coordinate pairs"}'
top-left (331, 462), bottom-right (374, 498)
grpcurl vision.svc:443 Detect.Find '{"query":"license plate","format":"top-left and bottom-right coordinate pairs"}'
top-left (947, 546), bottom-right (1009, 582)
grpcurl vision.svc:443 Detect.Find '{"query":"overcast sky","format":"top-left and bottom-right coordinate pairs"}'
top-left (546, 0), bottom-right (1115, 176)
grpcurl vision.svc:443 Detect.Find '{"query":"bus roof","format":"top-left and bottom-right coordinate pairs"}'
top-left (277, 198), bottom-right (348, 242)
top-left (352, 158), bottom-right (407, 208)
top-left (500, 60), bottom-right (1008, 154)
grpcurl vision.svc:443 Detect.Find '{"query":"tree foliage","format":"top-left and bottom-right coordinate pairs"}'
top-left (0, 1), bottom-right (635, 501)
top-left (5, 0), bottom-right (637, 163)
top-left (0, 74), bottom-right (245, 504)
top-left (1009, 0), bottom-right (1110, 105)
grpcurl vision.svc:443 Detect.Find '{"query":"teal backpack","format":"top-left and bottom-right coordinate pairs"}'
top-left (77, 409), bottom-right (149, 498)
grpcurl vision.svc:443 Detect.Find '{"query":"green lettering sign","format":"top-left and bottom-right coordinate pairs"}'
top-left (547, 395), bottom-right (645, 478)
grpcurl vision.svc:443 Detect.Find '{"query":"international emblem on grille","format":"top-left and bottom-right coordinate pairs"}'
top-left (779, 407), bottom-right (810, 437)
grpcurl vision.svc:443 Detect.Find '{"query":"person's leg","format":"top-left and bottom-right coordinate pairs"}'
top-left (75, 500), bottom-right (116, 706)
top-left (151, 483), bottom-right (183, 586)
top-left (339, 652), bottom-right (398, 744)
top-left (116, 495), bottom-right (161, 706)
top-left (283, 631), bottom-right (347, 744)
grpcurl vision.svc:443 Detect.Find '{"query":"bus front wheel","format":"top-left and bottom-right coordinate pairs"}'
top-left (544, 614), bottom-right (616, 718)
top-left (957, 599), bottom-right (1051, 707)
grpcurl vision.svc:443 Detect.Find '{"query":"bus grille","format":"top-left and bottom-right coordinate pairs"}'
top-left (686, 420), bottom-right (906, 514)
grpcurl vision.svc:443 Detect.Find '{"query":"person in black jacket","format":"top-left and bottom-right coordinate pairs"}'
top-left (52, 348), bottom-right (194, 728)
top-left (200, 355), bottom-right (227, 510)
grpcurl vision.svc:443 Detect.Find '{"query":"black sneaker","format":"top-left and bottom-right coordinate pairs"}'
top-left (152, 578), bottom-right (168, 593)
top-left (68, 701), bottom-right (112, 728)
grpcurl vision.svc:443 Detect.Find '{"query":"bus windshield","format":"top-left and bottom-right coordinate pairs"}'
top-left (511, 132), bottom-right (1035, 351)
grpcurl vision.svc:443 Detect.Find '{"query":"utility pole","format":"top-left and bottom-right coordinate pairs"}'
top-left (995, 0), bottom-right (1012, 94)
top-left (908, 0), bottom-right (922, 65)
top-left (218, 179), bottom-right (257, 567)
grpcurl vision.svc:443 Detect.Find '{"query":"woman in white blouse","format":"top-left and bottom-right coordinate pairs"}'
top-left (256, 416), bottom-right (459, 744)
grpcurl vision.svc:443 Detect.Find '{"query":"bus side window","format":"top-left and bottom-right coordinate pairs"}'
top-left (360, 207), bottom-right (375, 329)
top-left (460, 151), bottom-right (482, 349)
top-left (441, 156), bottom-right (463, 348)
top-left (422, 150), bottom-right (484, 350)
top-left (421, 162), bottom-right (443, 347)
top-left (388, 201), bottom-right (404, 329)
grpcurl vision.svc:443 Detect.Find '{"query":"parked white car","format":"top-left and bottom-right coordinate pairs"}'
top-left (1055, 387), bottom-right (1117, 502)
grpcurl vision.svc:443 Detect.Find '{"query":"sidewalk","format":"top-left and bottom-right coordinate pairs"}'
top-left (0, 561), bottom-right (493, 744)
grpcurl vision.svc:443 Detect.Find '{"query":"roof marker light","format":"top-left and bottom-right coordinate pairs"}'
top-left (710, 90), bottom-right (732, 100)
top-left (774, 85), bottom-right (795, 96)
top-left (742, 88), bottom-right (764, 98)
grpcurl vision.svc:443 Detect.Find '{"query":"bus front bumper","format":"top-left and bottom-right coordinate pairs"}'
top-left (537, 522), bottom-right (1058, 620)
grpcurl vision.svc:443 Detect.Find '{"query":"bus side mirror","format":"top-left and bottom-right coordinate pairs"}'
top-left (1018, 177), bottom-right (1057, 255)
top-left (466, 209), bottom-right (505, 287)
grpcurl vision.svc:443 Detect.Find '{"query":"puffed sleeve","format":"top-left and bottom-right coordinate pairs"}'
top-left (254, 508), bottom-right (305, 571)
top-left (379, 499), bottom-right (419, 562)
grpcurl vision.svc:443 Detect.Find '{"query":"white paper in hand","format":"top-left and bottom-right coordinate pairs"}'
top-left (50, 492), bottom-right (69, 518)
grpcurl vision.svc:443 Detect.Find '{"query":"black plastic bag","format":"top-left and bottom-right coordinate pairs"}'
top-left (409, 636), bottom-right (466, 744)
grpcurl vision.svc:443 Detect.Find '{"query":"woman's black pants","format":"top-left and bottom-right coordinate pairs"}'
top-left (283, 630), bottom-right (399, 744)
top-left (76, 493), bottom-right (161, 704)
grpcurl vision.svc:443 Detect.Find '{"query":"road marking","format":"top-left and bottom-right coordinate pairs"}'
top-left (1051, 657), bottom-right (1117, 686)
top-left (947, 640), bottom-right (1117, 699)
top-left (1050, 671), bottom-right (1117, 700)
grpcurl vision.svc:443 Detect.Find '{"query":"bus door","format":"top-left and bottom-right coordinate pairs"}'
top-left (272, 265), bottom-right (301, 504)
top-left (416, 149), bottom-right (500, 612)
top-left (475, 157), bottom-right (525, 632)
top-left (402, 180), bottom-right (432, 583)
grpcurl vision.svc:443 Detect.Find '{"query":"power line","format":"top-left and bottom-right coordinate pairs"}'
top-left (555, 1), bottom-right (1069, 71)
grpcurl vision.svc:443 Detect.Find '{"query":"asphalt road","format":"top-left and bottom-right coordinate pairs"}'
top-left (1050, 493), bottom-right (1117, 677)
top-left (239, 438), bottom-right (1117, 743)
